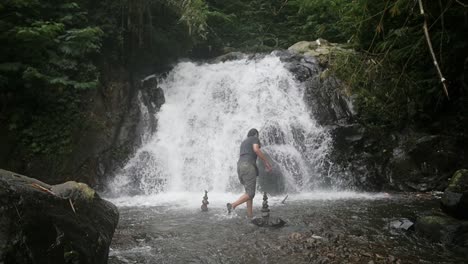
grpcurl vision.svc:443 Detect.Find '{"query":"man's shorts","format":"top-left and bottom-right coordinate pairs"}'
top-left (237, 161), bottom-right (257, 199)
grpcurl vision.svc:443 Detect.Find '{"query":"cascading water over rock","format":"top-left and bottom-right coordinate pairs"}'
top-left (110, 54), bottom-right (333, 196)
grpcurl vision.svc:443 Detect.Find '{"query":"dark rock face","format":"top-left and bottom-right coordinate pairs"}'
top-left (282, 41), bottom-right (468, 191)
top-left (0, 169), bottom-right (119, 264)
top-left (76, 71), bottom-right (165, 189)
top-left (141, 74), bottom-right (166, 135)
top-left (386, 136), bottom-right (465, 192)
top-left (441, 169), bottom-right (468, 219)
top-left (0, 66), bottom-right (166, 190)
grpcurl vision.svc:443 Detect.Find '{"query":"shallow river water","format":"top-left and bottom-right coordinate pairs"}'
top-left (107, 192), bottom-right (465, 264)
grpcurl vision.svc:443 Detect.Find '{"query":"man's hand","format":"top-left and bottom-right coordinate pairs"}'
top-left (253, 144), bottom-right (273, 173)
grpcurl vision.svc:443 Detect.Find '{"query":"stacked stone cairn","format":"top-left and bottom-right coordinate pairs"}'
top-left (201, 190), bottom-right (209, 212)
top-left (252, 192), bottom-right (286, 228)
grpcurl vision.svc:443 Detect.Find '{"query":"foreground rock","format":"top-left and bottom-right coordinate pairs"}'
top-left (414, 170), bottom-right (468, 255)
top-left (416, 214), bottom-right (468, 244)
top-left (0, 169), bottom-right (119, 264)
top-left (441, 169), bottom-right (468, 219)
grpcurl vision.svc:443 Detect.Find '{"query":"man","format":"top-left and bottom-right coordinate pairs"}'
top-left (227, 128), bottom-right (272, 218)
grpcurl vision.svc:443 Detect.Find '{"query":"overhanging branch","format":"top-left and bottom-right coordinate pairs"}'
top-left (418, 0), bottom-right (449, 99)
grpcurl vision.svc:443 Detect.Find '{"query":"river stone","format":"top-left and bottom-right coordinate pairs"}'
top-left (0, 169), bottom-right (119, 264)
top-left (441, 169), bottom-right (468, 219)
top-left (389, 218), bottom-right (414, 231)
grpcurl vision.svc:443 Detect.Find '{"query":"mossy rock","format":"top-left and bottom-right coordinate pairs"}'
top-left (0, 169), bottom-right (118, 264)
top-left (288, 39), bottom-right (353, 66)
top-left (51, 181), bottom-right (96, 201)
top-left (441, 169), bottom-right (468, 219)
top-left (446, 169), bottom-right (468, 193)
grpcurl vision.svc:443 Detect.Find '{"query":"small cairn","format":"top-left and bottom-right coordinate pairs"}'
top-left (252, 192), bottom-right (286, 228)
top-left (201, 190), bottom-right (209, 212)
top-left (261, 192), bottom-right (270, 221)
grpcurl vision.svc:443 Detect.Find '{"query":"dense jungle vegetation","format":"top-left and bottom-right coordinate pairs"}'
top-left (1, 0), bottom-right (467, 175)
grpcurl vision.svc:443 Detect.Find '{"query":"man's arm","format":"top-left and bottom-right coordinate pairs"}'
top-left (253, 144), bottom-right (272, 172)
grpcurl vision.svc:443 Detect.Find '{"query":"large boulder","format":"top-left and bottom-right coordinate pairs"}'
top-left (441, 169), bottom-right (468, 219)
top-left (415, 214), bottom-right (468, 251)
top-left (0, 169), bottom-right (119, 264)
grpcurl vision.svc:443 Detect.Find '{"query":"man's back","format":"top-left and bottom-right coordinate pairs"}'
top-left (238, 136), bottom-right (260, 164)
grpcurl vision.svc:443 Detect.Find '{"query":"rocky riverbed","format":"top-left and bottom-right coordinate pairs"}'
top-left (108, 192), bottom-right (466, 264)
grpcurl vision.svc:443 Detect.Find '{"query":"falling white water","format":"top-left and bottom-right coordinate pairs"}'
top-left (110, 55), bottom-right (332, 196)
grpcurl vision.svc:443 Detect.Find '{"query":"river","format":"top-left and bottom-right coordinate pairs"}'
top-left (107, 192), bottom-right (464, 264)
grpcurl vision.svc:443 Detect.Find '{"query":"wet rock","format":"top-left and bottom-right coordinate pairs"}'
top-left (141, 74), bottom-right (165, 134)
top-left (261, 122), bottom-right (286, 145)
top-left (303, 76), bottom-right (354, 126)
top-left (288, 39), bottom-right (347, 66)
top-left (257, 156), bottom-right (286, 195)
top-left (281, 40), bottom-right (355, 126)
top-left (0, 169), bottom-right (119, 264)
top-left (441, 169), bottom-right (468, 219)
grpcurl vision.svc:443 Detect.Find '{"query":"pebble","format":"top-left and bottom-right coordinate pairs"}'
top-left (289, 232), bottom-right (303, 240)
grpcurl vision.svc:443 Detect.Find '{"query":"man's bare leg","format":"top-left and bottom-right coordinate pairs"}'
top-left (246, 199), bottom-right (253, 218)
top-left (231, 193), bottom-right (250, 209)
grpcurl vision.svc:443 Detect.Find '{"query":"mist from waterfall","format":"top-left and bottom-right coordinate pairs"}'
top-left (110, 55), bottom-right (332, 196)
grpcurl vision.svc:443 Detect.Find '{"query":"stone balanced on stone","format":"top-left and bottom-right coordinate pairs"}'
top-left (261, 192), bottom-right (270, 221)
top-left (201, 190), bottom-right (209, 212)
top-left (252, 192), bottom-right (286, 228)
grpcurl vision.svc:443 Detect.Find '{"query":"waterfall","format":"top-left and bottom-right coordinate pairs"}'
top-left (110, 55), bottom-right (332, 196)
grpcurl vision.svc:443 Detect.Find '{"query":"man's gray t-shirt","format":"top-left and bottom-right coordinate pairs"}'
top-left (238, 136), bottom-right (261, 164)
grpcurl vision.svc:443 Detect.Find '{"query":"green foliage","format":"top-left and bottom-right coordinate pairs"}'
top-left (0, 0), bottom-right (103, 156)
top-left (201, 0), bottom-right (467, 131)
top-left (332, 0), bottom-right (468, 130)
top-left (199, 0), bottom-right (349, 53)
top-left (173, 0), bottom-right (209, 38)
top-left (0, 0), bottom-right (208, 162)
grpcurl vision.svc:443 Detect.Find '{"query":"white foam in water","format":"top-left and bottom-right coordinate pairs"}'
top-left (108, 54), bottom-right (382, 203)
top-left (108, 191), bottom-right (390, 208)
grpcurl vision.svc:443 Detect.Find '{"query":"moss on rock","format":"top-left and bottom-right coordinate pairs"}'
top-left (441, 169), bottom-right (468, 219)
top-left (446, 169), bottom-right (468, 193)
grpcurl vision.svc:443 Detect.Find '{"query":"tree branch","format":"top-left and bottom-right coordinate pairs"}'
top-left (418, 0), bottom-right (449, 99)
top-left (455, 0), bottom-right (468, 8)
